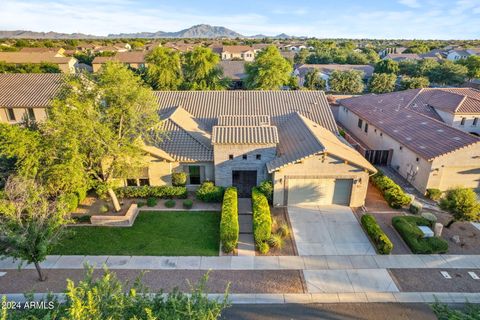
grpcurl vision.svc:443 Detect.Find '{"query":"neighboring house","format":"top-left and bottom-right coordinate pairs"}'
top-left (378, 47), bottom-right (407, 58)
top-left (383, 53), bottom-right (422, 62)
top-left (0, 52), bottom-right (77, 73)
top-left (280, 51), bottom-right (296, 62)
top-left (218, 61), bottom-right (246, 89)
top-left (0, 73), bottom-right (64, 124)
top-left (294, 64), bottom-right (374, 90)
top-left (447, 48), bottom-right (480, 61)
top-left (142, 91), bottom-right (376, 207)
top-left (92, 51), bottom-right (147, 72)
top-left (220, 46), bottom-right (256, 61)
top-left (19, 47), bottom-right (66, 57)
top-left (338, 89), bottom-right (480, 193)
top-left (163, 42), bottom-right (197, 52)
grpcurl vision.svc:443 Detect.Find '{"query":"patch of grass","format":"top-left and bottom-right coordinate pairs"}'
top-left (53, 211), bottom-right (220, 256)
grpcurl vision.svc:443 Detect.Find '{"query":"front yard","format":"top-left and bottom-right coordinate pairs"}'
top-left (53, 211), bottom-right (220, 256)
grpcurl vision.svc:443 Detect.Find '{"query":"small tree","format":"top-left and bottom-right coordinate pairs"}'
top-left (374, 59), bottom-right (400, 75)
top-left (428, 61), bottom-right (468, 85)
top-left (0, 176), bottom-right (69, 281)
top-left (440, 188), bottom-right (480, 222)
top-left (328, 70), bottom-right (365, 94)
top-left (457, 55), bottom-right (480, 80)
top-left (245, 45), bottom-right (292, 90)
top-left (303, 69), bottom-right (326, 90)
top-left (368, 73), bottom-right (397, 93)
top-left (400, 76), bottom-right (430, 90)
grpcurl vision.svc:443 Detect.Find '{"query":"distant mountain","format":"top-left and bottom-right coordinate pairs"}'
top-left (108, 24), bottom-right (243, 39)
top-left (0, 30), bottom-right (99, 39)
top-left (275, 33), bottom-right (293, 39)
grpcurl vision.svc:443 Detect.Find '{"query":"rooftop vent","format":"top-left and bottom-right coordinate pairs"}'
top-left (406, 137), bottom-right (412, 141)
top-left (419, 146), bottom-right (426, 149)
top-left (437, 129), bottom-right (444, 132)
top-left (453, 137), bottom-right (462, 141)
top-left (393, 129), bottom-right (399, 133)
top-left (421, 122), bottom-right (428, 125)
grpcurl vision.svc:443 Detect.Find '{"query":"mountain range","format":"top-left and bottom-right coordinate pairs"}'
top-left (0, 24), bottom-right (295, 39)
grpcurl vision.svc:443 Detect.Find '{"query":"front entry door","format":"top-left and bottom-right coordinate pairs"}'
top-left (232, 170), bottom-right (257, 197)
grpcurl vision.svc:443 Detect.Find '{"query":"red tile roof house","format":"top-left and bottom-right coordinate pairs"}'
top-left (337, 89), bottom-right (480, 194)
top-left (0, 52), bottom-right (77, 74)
top-left (92, 51), bottom-right (147, 72)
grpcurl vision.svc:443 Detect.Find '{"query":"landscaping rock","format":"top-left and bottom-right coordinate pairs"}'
top-left (451, 235), bottom-right (461, 244)
top-left (434, 223), bottom-right (443, 237)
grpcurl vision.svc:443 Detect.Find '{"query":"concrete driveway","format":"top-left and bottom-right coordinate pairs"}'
top-left (288, 205), bottom-right (375, 256)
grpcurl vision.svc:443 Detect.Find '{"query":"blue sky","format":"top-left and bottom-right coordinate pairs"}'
top-left (0, 0), bottom-right (479, 39)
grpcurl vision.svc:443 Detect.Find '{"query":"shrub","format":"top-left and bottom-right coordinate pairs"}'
top-left (252, 187), bottom-right (272, 248)
top-left (392, 216), bottom-right (448, 254)
top-left (268, 233), bottom-right (284, 249)
top-left (421, 212), bottom-right (437, 227)
top-left (137, 201), bottom-right (146, 208)
top-left (257, 180), bottom-right (273, 203)
top-left (196, 181), bottom-right (225, 203)
top-left (183, 199), bottom-right (193, 209)
top-left (147, 197), bottom-right (158, 207)
top-left (426, 188), bottom-right (442, 201)
top-left (72, 215), bottom-right (91, 224)
top-left (165, 199), bottom-right (176, 208)
top-left (409, 200), bottom-right (423, 215)
top-left (220, 187), bottom-right (239, 253)
top-left (258, 241), bottom-right (270, 254)
top-left (76, 186), bottom-right (88, 203)
top-left (59, 193), bottom-right (79, 213)
top-left (371, 171), bottom-right (411, 208)
top-left (440, 188), bottom-right (480, 221)
top-left (172, 172), bottom-right (187, 186)
top-left (99, 204), bottom-right (109, 214)
top-left (114, 186), bottom-right (187, 199)
top-left (361, 214), bottom-right (393, 254)
top-left (277, 223), bottom-right (291, 238)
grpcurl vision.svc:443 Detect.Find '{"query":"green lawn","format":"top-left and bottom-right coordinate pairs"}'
top-left (53, 211), bottom-right (220, 256)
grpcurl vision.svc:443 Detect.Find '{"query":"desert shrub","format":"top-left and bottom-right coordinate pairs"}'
top-left (252, 187), bottom-right (272, 248)
top-left (164, 199), bottom-right (176, 208)
top-left (114, 186), bottom-right (187, 199)
top-left (183, 199), bottom-right (193, 209)
top-left (268, 233), bottom-right (284, 249)
top-left (277, 223), bottom-right (291, 238)
top-left (147, 197), bottom-right (158, 207)
top-left (196, 181), bottom-right (225, 203)
top-left (258, 241), bottom-right (270, 254)
top-left (361, 214), bottom-right (393, 254)
top-left (59, 193), bottom-right (79, 213)
top-left (257, 180), bottom-right (273, 203)
top-left (392, 216), bottom-right (448, 254)
top-left (99, 204), bottom-right (109, 213)
top-left (220, 187), bottom-right (239, 253)
top-left (440, 188), bottom-right (480, 221)
top-left (172, 172), bottom-right (187, 186)
top-left (371, 171), bottom-right (411, 208)
top-left (426, 188), bottom-right (442, 201)
top-left (409, 200), bottom-right (423, 215)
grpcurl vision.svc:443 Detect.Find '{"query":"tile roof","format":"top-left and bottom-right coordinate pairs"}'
top-left (339, 89), bottom-right (480, 160)
top-left (296, 64), bottom-right (374, 79)
top-left (267, 112), bottom-right (376, 172)
top-left (222, 45), bottom-right (254, 54)
top-left (383, 53), bottom-right (422, 61)
top-left (92, 51), bottom-right (146, 64)
top-left (218, 61), bottom-right (246, 80)
top-left (154, 90), bottom-right (338, 133)
top-left (0, 52), bottom-right (74, 64)
top-left (218, 115), bottom-right (270, 126)
top-left (410, 88), bottom-right (480, 114)
top-left (0, 73), bottom-right (65, 107)
top-left (212, 125), bottom-right (279, 144)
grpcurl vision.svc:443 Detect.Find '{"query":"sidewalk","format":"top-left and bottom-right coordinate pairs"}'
top-left (237, 198), bottom-right (255, 256)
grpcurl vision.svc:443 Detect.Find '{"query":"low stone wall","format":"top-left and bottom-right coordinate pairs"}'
top-left (90, 203), bottom-right (138, 227)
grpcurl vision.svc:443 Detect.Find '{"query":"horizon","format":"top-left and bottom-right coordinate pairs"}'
top-left (0, 0), bottom-right (479, 40)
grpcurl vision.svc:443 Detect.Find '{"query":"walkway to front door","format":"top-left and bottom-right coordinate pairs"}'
top-left (237, 198), bottom-right (255, 256)
top-left (232, 170), bottom-right (257, 197)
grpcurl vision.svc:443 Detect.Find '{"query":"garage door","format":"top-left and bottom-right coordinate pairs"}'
top-left (287, 178), bottom-right (353, 206)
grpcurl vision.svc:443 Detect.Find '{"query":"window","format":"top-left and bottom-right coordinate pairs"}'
top-left (229, 154), bottom-right (234, 160)
top-left (27, 108), bottom-right (35, 120)
top-left (139, 179), bottom-right (150, 186)
top-left (126, 179), bottom-right (138, 186)
top-left (357, 118), bottom-right (363, 129)
top-left (416, 157), bottom-right (419, 162)
top-left (188, 166), bottom-right (201, 185)
top-left (474, 118), bottom-right (478, 126)
top-left (6, 108), bottom-right (15, 121)
top-left (460, 117), bottom-right (466, 126)
top-left (256, 154), bottom-right (262, 160)
top-left (364, 123), bottom-right (369, 133)
top-left (242, 154), bottom-right (247, 160)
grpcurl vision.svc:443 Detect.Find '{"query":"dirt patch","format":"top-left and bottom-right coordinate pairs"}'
top-left (435, 212), bottom-right (480, 254)
top-left (364, 182), bottom-right (396, 212)
top-left (0, 269), bottom-right (305, 294)
top-left (390, 268), bottom-right (480, 293)
top-left (259, 207), bottom-right (296, 256)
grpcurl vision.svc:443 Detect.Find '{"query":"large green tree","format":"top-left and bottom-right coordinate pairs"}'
top-left (457, 55), bottom-right (480, 79)
top-left (368, 73), bottom-right (397, 93)
top-left (182, 47), bottom-right (228, 90)
top-left (328, 70), bottom-right (365, 94)
top-left (427, 61), bottom-right (468, 85)
top-left (303, 69), bottom-right (326, 90)
top-left (47, 62), bottom-right (161, 211)
top-left (374, 59), bottom-right (400, 75)
top-left (0, 176), bottom-right (69, 281)
top-left (400, 76), bottom-right (430, 90)
top-left (145, 46), bottom-right (183, 90)
top-left (244, 45), bottom-right (292, 90)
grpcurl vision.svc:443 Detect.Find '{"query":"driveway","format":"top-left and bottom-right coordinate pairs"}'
top-left (288, 205), bottom-right (375, 256)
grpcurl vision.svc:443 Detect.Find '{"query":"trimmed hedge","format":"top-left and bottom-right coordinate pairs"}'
top-left (183, 199), bottom-right (193, 209)
top-left (371, 171), bottom-right (411, 208)
top-left (257, 180), bottom-right (273, 203)
top-left (426, 188), bottom-right (442, 201)
top-left (220, 187), bottom-right (239, 253)
top-left (165, 199), bottom-right (176, 208)
top-left (392, 216), bottom-right (448, 254)
top-left (114, 186), bottom-right (187, 199)
top-left (409, 201), bottom-right (422, 215)
top-left (361, 214), bottom-right (393, 254)
top-left (196, 181), bottom-right (225, 203)
top-left (172, 172), bottom-right (187, 186)
top-left (252, 187), bottom-right (272, 251)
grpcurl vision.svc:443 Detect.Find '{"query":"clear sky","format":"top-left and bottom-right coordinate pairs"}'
top-left (0, 0), bottom-right (479, 39)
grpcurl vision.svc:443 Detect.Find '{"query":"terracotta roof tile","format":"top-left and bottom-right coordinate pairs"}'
top-left (212, 125), bottom-right (279, 144)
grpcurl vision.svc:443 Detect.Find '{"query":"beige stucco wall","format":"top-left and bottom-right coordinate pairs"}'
top-left (272, 154), bottom-right (370, 207)
top-left (435, 109), bottom-right (480, 135)
top-left (0, 107), bottom-right (48, 123)
top-left (221, 51), bottom-right (255, 62)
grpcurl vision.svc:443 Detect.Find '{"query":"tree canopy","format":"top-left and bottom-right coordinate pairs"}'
top-left (400, 76), bottom-right (430, 90)
top-left (374, 59), bottom-right (400, 75)
top-left (303, 69), bottom-right (326, 90)
top-left (145, 46), bottom-right (183, 90)
top-left (427, 60), bottom-right (468, 85)
top-left (182, 47), bottom-right (228, 90)
top-left (457, 55), bottom-right (480, 79)
top-left (328, 70), bottom-right (365, 94)
top-left (368, 73), bottom-right (397, 93)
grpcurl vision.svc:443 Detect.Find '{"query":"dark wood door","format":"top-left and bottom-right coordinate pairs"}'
top-left (232, 170), bottom-right (257, 197)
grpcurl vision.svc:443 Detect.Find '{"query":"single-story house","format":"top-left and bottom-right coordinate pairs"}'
top-left (337, 89), bottom-right (480, 193)
top-left (218, 61), bottom-right (246, 89)
top-left (447, 49), bottom-right (480, 61)
top-left (294, 64), bottom-right (374, 90)
top-left (0, 52), bottom-right (77, 74)
top-left (92, 51), bottom-right (147, 72)
top-left (19, 47), bottom-right (66, 57)
top-left (220, 46), bottom-right (256, 62)
top-left (138, 91), bottom-right (376, 207)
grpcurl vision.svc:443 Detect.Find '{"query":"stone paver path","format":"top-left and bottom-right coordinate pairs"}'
top-left (288, 206), bottom-right (375, 256)
top-left (237, 198), bottom-right (255, 256)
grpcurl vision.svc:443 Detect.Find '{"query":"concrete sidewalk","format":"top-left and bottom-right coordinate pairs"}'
top-left (1, 254), bottom-right (480, 270)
